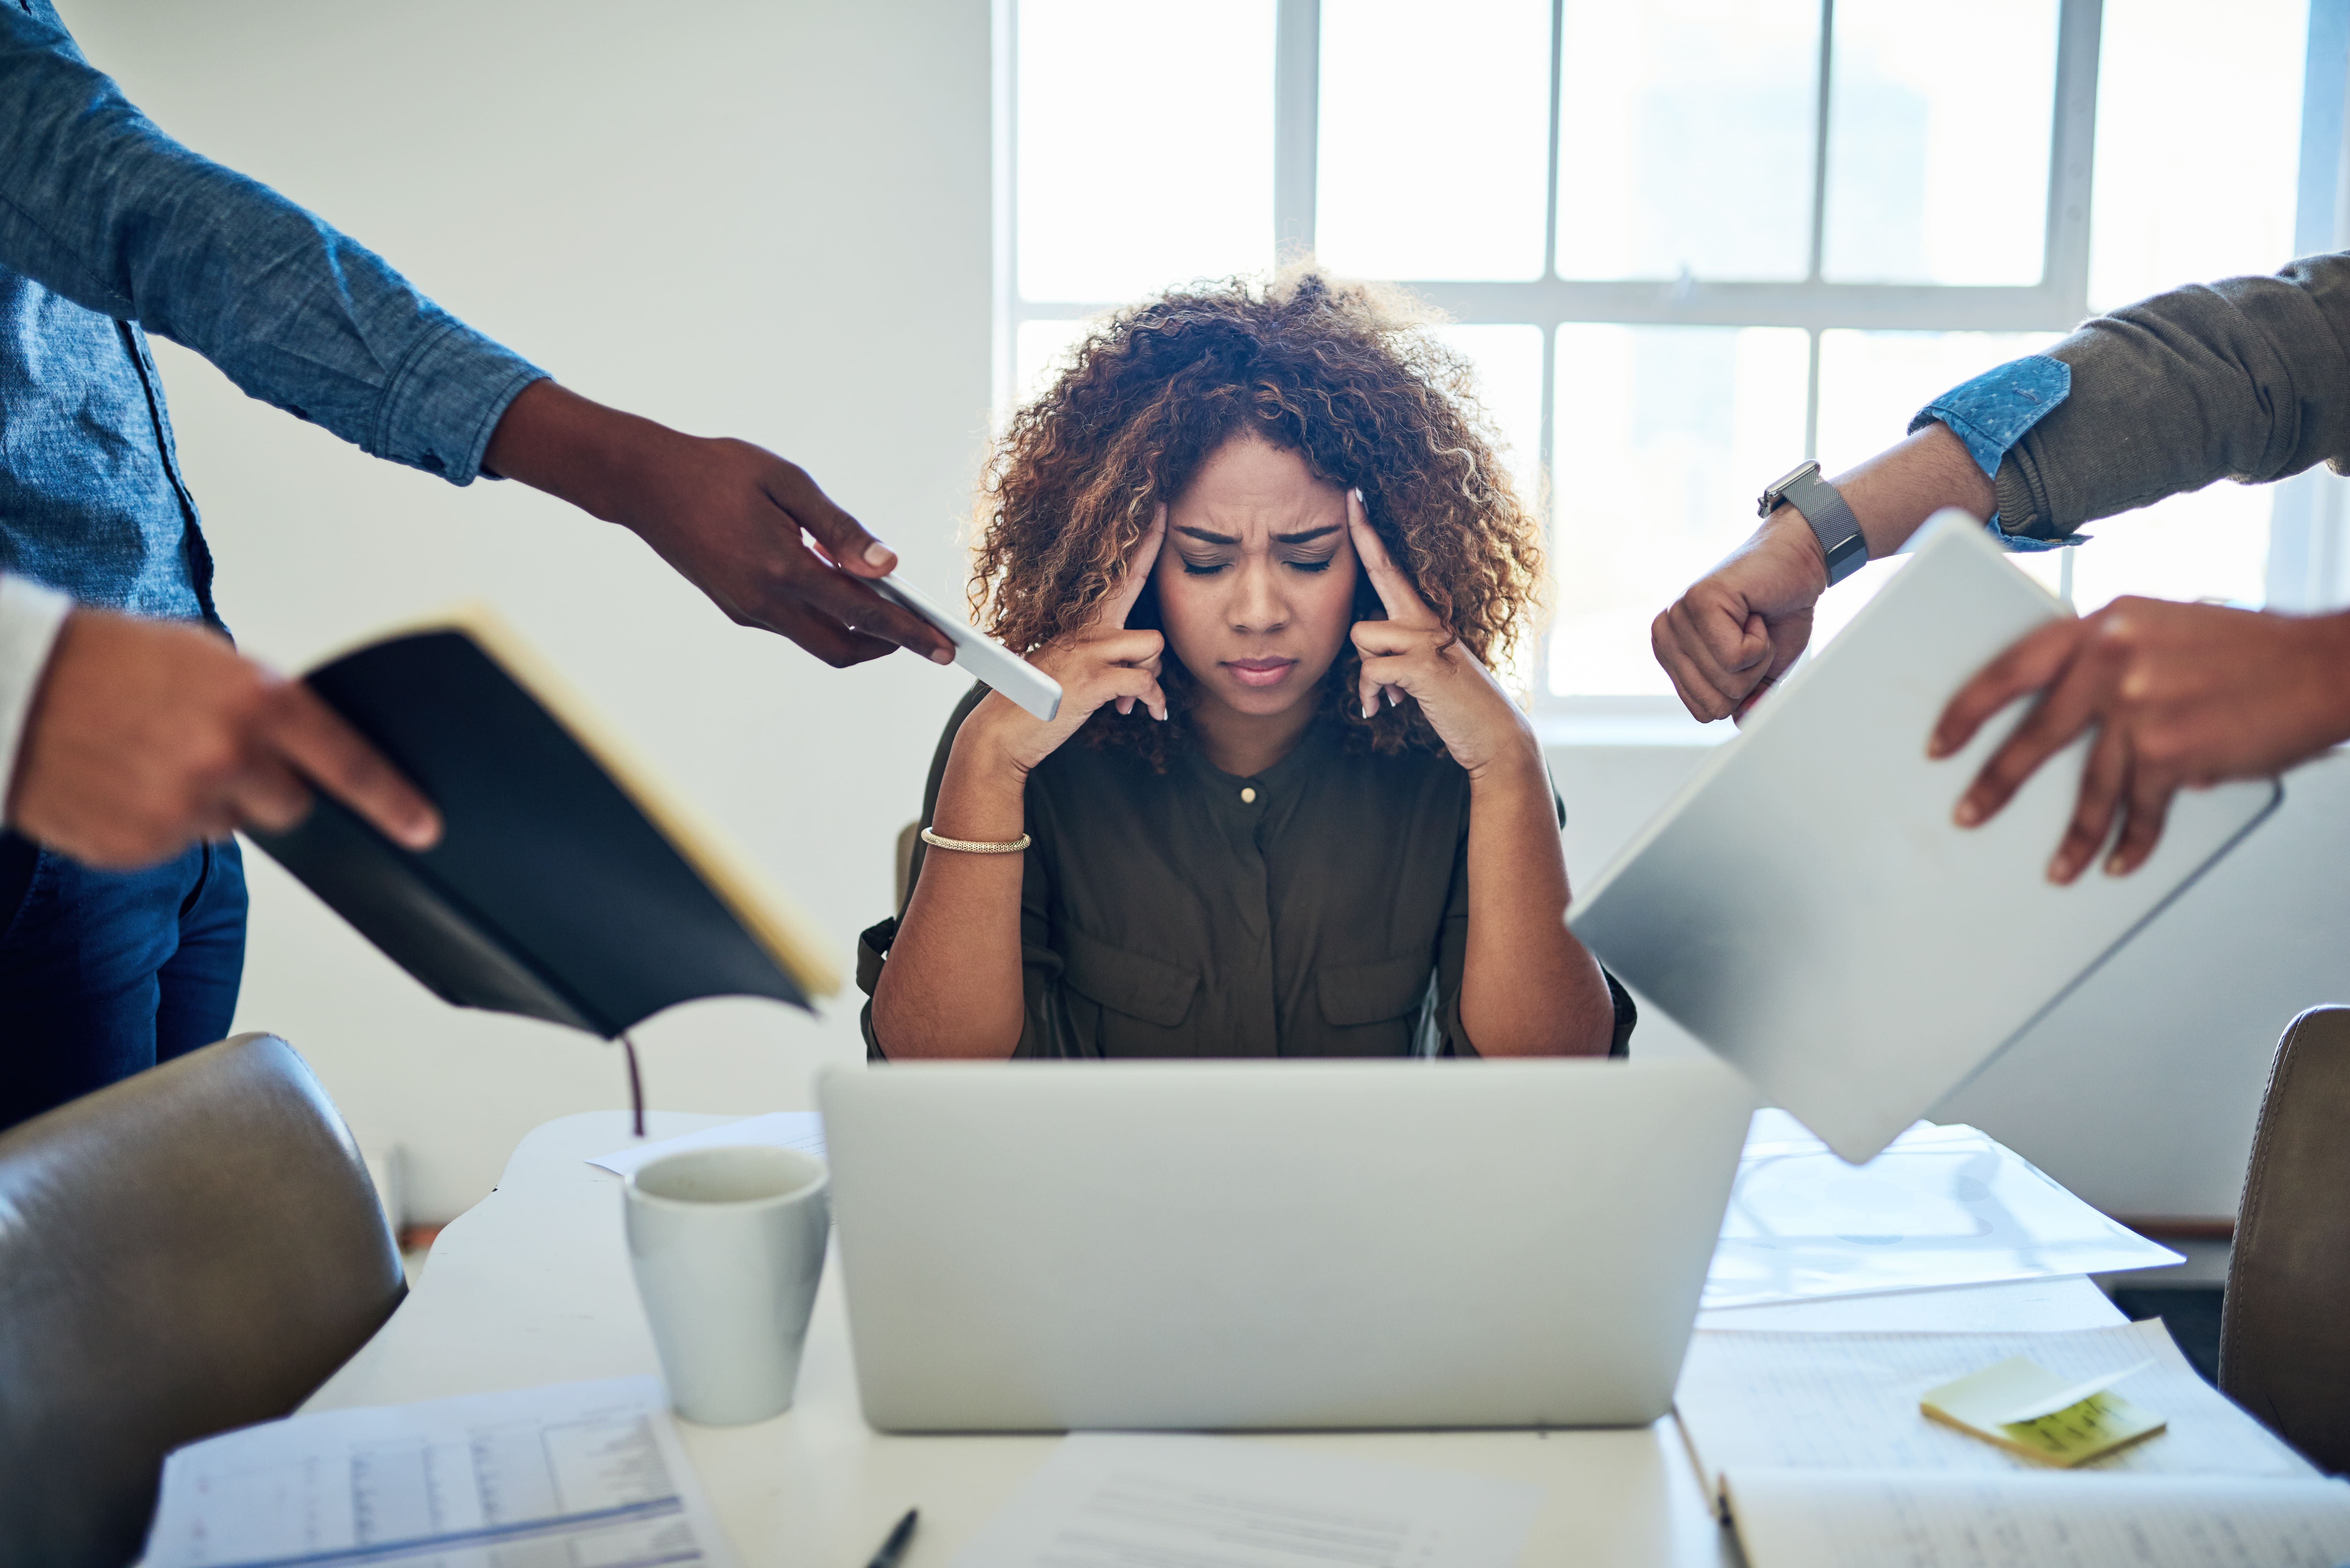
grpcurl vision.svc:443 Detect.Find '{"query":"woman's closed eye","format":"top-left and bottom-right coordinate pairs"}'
top-left (1178, 554), bottom-right (1335, 576)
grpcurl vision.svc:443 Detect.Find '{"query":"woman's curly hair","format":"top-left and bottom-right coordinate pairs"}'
top-left (972, 267), bottom-right (1546, 766)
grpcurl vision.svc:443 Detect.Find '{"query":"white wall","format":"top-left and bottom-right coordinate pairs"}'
top-left (68, 1), bottom-right (2347, 1228)
top-left (72, 0), bottom-right (992, 1219)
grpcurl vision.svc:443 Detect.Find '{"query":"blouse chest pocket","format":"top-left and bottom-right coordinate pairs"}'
top-left (1059, 926), bottom-right (1200, 1027)
top-left (1317, 953), bottom-right (1437, 1027)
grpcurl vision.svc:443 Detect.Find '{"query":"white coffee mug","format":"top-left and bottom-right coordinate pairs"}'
top-left (623, 1144), bottom-right (830, 1426)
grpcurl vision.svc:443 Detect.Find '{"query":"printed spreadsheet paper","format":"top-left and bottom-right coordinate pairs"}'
top-left (1723, 1469), bottom-right (2350, 1568)
top-left (1704, 1111), bottom-right (2179, 1309)
top-left (947, 1432), bottom-right (1543, 1568)
top-left (1673, 1319), bottom-right (2313, 1507)
top-left (137, 1376), bottom-right (733, 1568)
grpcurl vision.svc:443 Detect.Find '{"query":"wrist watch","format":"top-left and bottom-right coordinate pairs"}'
top-left (1758, 461), bottom-right (1868, 586)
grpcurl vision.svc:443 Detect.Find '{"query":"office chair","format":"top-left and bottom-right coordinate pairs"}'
top-left (2220, 1004), bottom-right (2350, 1474)
top-left (0, 1032), bottom-right (406, 1566)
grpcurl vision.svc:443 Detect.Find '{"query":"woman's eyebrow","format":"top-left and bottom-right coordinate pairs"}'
top-left (1274, 525), bottom-right (1341, 545)
top-left (1173, 525), bottom-right (1239, 545)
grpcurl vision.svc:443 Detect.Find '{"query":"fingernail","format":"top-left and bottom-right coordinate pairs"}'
top-left (864, 541), bottom-right (895, 568)
top-left (1926, 737), bottom-right (1949, 759)
top-left (1363, 699), bottom-right (1377, 719)
top-left (1385, 687), bottom-right (1399, 708)
top-left (2105, 852), bottom-right (2127, 876)
top-left (1954, 799), bottom-right (1982, 826)
top-left (929, 646), bottom-right (954, 665)
top-left (2047, 855), bottom-right (2073, 883)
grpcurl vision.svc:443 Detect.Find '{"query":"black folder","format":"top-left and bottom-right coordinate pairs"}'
top-left (246, 605), bottom-right (838, 1038)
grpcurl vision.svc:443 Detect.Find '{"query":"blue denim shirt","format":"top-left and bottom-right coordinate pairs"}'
top-left (0, 0), bottom-right (544, 624)
top-left (1909, 355), bottom-right (2089, 552)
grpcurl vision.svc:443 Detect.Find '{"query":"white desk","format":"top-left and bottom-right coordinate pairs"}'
top-left (305, 1111), bottom-right (2127, 1568)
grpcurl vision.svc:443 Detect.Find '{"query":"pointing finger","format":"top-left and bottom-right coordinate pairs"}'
top-left (1102, 503), bottom-right (1166, 630)
top-left (1347, 490), bottom-right (1441, 629)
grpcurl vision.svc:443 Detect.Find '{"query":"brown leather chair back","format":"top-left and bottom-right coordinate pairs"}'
top-left (2221, 1004), bottom-right (2350, 1474)
top-left (0, 1032), bottom-right (406, 1566)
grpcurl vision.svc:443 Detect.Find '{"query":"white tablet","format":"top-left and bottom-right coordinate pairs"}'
top-left (1569, 512), bottom-right (2281, 1165)
top-left (870, 572), bottom-right (1062, 721)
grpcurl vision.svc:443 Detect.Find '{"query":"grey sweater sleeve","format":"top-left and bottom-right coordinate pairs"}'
top-left (1992, 252), bottom-right (2350, 539)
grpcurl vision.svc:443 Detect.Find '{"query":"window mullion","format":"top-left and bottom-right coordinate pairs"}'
top-left (1274, 0), bottom-right (1321, 262)
top-left (1807, 0), bottom-right (1835, 283)
top-left (2043, 0), bottom-right (2104, 317)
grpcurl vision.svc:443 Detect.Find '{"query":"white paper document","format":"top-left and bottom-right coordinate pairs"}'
top-left (948, 1433), bottom-right (1542, 1568)
top-left (1724, 1469), bottom-right (2350, 1568)
top-left (1704, 1111), bottom-right (2180, 1309)
top-left (587, 1110), bottom-right (825, 1177)
top-left (139, 1377), bottom-right (734, 1568)
top-left (1673, 1319), bottom-right (2314, 1505)
top-left (1568, 516), bottom-right (2279, 1164)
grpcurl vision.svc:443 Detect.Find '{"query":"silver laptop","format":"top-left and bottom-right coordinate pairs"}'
top-left (817, 1057), bottom-right (1753, 1432)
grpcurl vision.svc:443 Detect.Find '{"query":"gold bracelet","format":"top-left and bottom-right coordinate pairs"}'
top-left (919, 826), bottom-right (1032, 855)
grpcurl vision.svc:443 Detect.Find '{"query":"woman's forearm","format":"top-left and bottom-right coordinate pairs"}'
top-left (868, 740), bottom-right (1031, 1059)
top-left (1457, 746), bottom-right (1615, 1057)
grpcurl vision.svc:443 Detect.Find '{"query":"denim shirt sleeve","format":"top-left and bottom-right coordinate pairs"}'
top-left (1908, 355), bottom-right (2088, 552)
top-left (0, 5), bottom-right (544, 484)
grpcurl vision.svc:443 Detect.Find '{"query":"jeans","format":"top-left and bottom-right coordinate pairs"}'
top-left (0, 830), bottom-right (247, 1130)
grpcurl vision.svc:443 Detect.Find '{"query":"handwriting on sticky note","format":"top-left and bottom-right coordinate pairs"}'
top-left (1922, 1354), bottom-right (2167, 1466)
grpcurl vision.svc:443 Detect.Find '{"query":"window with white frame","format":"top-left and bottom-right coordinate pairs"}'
top-left (1001, 0), bottom-right (2340, 721)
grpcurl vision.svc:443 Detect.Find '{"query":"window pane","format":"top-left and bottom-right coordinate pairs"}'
top-left (1550, 324), bottom-right (1809, 696)
top-left (1427, 324), bottom-right (1545, 502)
top-left (1014, 318), bottom-right (1094, 409)
top-left (1317, 0), bottom-right (1550, 280)
top-left (1811, 329), bottom-right (2062, 646)
top-left (1017, 0), bottom-right (1274, 301)
top-left (2088, 0), bottom-right (2307, 311)
top-left (1555, 0), bottom-right (1818, 282)
top-left (2068, 486), bottom-right (2272, 612)
top-left (1821, 0), bottom-right (2058, 285)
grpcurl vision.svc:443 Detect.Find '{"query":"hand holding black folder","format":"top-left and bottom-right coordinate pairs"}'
top-left (247, 605), bottom-right (838, 1039)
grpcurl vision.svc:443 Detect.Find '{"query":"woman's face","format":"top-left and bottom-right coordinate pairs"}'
top-left (1153, 434), bottom-right (1359, 719)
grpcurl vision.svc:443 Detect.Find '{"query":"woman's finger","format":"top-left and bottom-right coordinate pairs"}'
top-left (1346, 489), bottom-right (1441, 629)
top-left (1099, 503), bottom-right (1167, 631)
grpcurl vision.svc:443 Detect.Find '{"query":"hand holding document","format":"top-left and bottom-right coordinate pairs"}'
top-left (139, 1377), bottom-right (733, 1568)
top-left (949, 1433), bottom-right (1542, 1568)
top-left (1571, 515), bottom-right (2280, 1163)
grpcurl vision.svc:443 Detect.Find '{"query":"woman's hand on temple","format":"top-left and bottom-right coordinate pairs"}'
top-left (960, 506), bottom-right (1169, 779)
top-left (1346, 492), bottom-right (1536, 782)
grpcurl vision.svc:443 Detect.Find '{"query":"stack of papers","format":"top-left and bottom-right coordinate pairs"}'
top-left (139, 1378), bottom-right (733, 1568)
top-left (948, 1433), bottom-right (1542, 1568)
top-left (1704, 1111), bottom-right (2179, 1309)
top-left (1673, 1318), bottom-right (2312, 1507)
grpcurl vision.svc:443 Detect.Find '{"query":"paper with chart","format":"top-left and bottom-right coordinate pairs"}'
top-left (1673, 1319), bottom-right (2313, 1506)
top-left (1723, 1469), bottom-right (2350, 1568)
top-left (138, 1376), bottom-right (733, 1568)
top-left (1703, 1111), bottom-right (2180, 1309)
top-left (588, 1111), bottom-right (825, 1177)
top-left (947, 1432), bottom-right (1542, 1568)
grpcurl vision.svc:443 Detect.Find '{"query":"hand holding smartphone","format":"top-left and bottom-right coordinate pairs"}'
top-left (868, 574), bottom-right (1063, 721)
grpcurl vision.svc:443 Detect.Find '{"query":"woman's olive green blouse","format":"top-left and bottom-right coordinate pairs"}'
top-left (859, 685), bottom-right (1634, 1060)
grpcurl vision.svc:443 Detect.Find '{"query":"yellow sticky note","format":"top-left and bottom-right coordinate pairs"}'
top-left (1921, 1355), bottom-right (2167, 1467)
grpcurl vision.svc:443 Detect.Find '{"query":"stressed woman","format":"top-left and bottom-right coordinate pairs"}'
top-left (861, 272), bottom-right (1632, 1059)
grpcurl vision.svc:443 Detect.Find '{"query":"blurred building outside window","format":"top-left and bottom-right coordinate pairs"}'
top-left (1001, 0), bottom-right (2346, 736)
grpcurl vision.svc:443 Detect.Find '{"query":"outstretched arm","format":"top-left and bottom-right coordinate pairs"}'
top-left (0, 5), bottom-right (950, 668)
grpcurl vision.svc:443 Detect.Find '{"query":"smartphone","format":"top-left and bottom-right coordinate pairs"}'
top-left (869, 573), bottom-right (1063, 722)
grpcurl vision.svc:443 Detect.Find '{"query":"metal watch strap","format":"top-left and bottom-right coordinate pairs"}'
top-left (1759, 461), bottom-right (1868, 586)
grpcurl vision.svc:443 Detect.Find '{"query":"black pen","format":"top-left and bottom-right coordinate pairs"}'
top-left (865, 1507), bottom-right (919, 1568)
